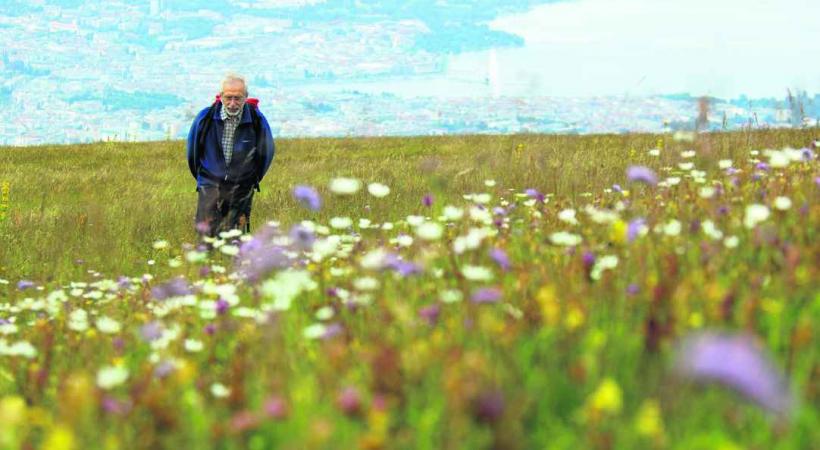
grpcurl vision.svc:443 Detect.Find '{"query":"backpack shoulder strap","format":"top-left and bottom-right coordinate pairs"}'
top-left (248, 105), bottom-right (263, 192)
top-left (248, 103), bottom-right (261, 136)
top-left (196, 102), bottom-right (218, 153)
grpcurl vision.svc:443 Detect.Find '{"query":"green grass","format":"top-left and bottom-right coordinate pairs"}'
top-left (0, 130), bottom-right (814, 283)
top-left (0, 129), bottom-right (817, 449)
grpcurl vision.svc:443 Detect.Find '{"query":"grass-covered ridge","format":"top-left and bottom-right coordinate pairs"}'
top-left (0, 129), bottom-right (818, 449)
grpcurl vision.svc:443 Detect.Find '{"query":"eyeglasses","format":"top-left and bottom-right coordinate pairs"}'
top-left (222, 95), bottom-right (245, 103)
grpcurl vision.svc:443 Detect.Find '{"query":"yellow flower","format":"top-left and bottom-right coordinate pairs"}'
top-left (609, 219), bottom-right (627, 245)
top-left (174, 359), bottom-right (196, 385)
top-left (61, 372), bottom-right (94, 416)
top-left (536, 285), bottom-right (560, 327)
top-left (634, 399), bottom-right (665, 440)
top-left (587, 378), bottom-right (622, 415)
top-left (42, 424), bottom-right (75, 450)
top-left (688, 312), bottom-right (704, 329)
top-left (564, 306), bottom-right (585, 331)
top-left (0, 395), bottom-right (26, 428)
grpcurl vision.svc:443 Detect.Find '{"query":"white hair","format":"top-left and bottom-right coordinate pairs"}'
top-left (221, 73), bottom-right (248, 96)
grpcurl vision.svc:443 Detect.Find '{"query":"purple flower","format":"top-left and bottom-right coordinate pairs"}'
top-left (756, 162), bottom-right (770, 171)
top-left (336, 386), bottom-right (363, 416)
top-left (471, 287), bottom-right (502, 304)
top-left (815, 177), bottom-right (820, 188)
top-left (674, 331), bottom-right (794, 416)
top-left (799, 147), bottom-right (815, 161)
top-left (725, 167), bottom-right (739, 176)
top-left (321, 322), bottom-right (344, 340)
top-left (492, 207), bottom-right (507, 216)
top-left (525, 188), bottom-right (545, 203)
top-left (473, 390), bottom-right (505, 423)
top-left (116, 276), bottom-right (132, 290)
top-left (612, 184), bottom-right (622, 193)
top-left (153, 360), bottom-right (177, 379)
top-left (239, 223), bottom-right (278, 255)
top-left (101, 396), bottom-right (132, 415)
top-left (264, 396), bottom-right (288, 420)
top-left (292, 185), bottom-right (321, 211)
top-left (195, 220), bottom-right (212, 235)
top-left (17, 280), bottom-right (35, 291)
top-left (236, 225), bottom-right (291, 282)
top-left (151, 277), bottom-right (191, 300)
top-left (582, 251), bottom-right (596, 269)
top-left (139, 321), bottom-right (164, 342)
top-left (489, 248), bottom-right (510, 271)
top-left (627, 218), bottom-right (646, 242)
top-left (229, 411), bottom-right (260, 433)
top-left (423, 194), bottom-right (434, 207)
top-left (204, 323), bottom-right (217, 336)
top-left (289, 224), bottom-right (316, 251)
top-left (384, 253), bottom-right (422, 277)
top-left (626, 166), bottom-right (658, 185)
top-left (418, 304), bottom-right (441, 325)
top-left (626, 283), bottom-right (640, 295)
top-left (216, 298), bottom-right (230, 315)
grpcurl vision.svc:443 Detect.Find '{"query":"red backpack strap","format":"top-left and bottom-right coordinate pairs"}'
top-left (214, 94), bottom-right (259, 108)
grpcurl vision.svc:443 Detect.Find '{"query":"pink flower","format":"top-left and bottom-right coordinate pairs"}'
top-left (336, 386), bottom-right (363, 416)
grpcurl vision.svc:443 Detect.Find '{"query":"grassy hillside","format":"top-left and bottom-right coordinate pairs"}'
top-left (0, 129), bottom-right (815, 284)
top-left (0, 129), bottom-right (817, 449)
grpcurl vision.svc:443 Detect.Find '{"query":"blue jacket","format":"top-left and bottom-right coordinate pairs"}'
top-left (186, 102), bottom-right (275, 187)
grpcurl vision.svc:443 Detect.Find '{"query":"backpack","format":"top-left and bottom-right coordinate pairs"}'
top-left (195, 95), bottom-right (263, 191)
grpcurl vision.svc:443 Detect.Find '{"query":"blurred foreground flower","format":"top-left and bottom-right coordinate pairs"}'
top-left (586, 377), bottom-right (623, 416)
top-left (471, 287), bottom-right (502, 304)
top-left (673, 331), bottom-right (794, 417)
top-left (743, 204), bottom-right (770, 229)
top-left (473, 390), bottom-right (505, 423)
top-left (626, 166), bottom-right (658, 186)
top-left (293, 185), bottom-right (321, 211)
top-left (236, 224), bottom-right (291, 281)
top-left (329, 177), bottom-right (361, 195)
top-left (264, 395), bottom-right (289, 420)
top-left (336, 386), bottom-right (363, 416)
top-left (151, 277), bottom-right (191, 300)
top-left (97, 365), bottom-right (129, 389)
top-left (367, 182), bottom-right (390, 198)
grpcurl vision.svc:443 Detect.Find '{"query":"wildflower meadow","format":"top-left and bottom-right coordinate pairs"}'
top-left (0, 129), bottom-right (818, 449)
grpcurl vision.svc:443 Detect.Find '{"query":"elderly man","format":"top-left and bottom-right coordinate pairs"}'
top-left (186, 74), bottom-right (275, 238)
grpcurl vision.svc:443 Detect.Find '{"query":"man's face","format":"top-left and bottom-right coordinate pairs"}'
top-left (221, 81), bottom-right (246, 115)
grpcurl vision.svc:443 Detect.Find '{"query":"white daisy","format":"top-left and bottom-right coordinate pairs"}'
top-left (329, 177), bottom-right (362, 195)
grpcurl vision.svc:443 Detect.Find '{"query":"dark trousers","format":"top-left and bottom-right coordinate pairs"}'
top-left (195, 183), bottom-right (255, 238)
